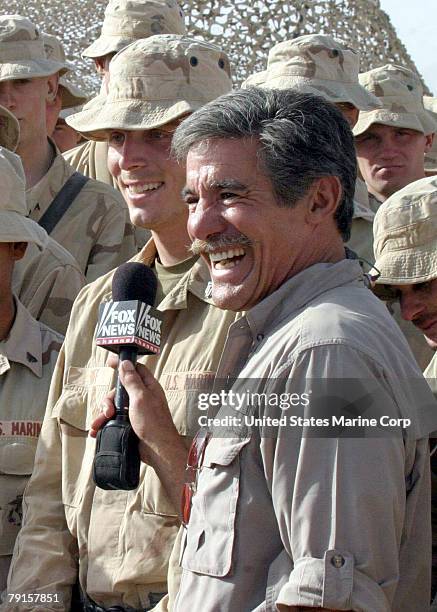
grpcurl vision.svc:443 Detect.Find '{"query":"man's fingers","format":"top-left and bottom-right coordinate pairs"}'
top-left (119, 360), bottom-right (158, 396)
top-left (89, 388), bottom-right (116, 438)
top-left (107, 353), bottom-right (119, 369)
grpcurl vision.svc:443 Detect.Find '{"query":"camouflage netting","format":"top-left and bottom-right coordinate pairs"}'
top-left (0, 0), bottom-right (429, 96)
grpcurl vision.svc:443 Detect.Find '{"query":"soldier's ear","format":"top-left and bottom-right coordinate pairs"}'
top-left (46, 73), bottom-right (59, 103)
top-left (11, 242), bottom-right (27, 261)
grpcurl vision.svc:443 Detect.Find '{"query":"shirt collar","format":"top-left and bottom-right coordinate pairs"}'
top-left (245, 259), bottom-right (365, 340)
top-left (109, 239), bottom-right (214, 311)
top-left (0, 298), bottom-right (43, 378)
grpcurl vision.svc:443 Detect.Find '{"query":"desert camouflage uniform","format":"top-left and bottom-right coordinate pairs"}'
top-left (373, 176), bottom-right (437, 608)
top-left (12, 224), bottom-right (85, 335)
top-left (0, 299), bottom-right (63, 593)
top-left (6, 241), bottom-right (238, 611)
top-left (26, 147), bottom-right (136, 282)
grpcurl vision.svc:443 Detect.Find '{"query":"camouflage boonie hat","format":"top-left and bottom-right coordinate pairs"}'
top-left (0, 15), bottom-right (68, 82)
top-left (373, 175), bottom-right (437, 285)
top-left (43, 33), bottom-right (88, 109)
top-left (0, 148), bottom-right (44, 246)
top-left (354, 65), bottom-right (436, 136)
top-left (82, 0), bottom-right (187, 59)
top-left (423, 96), bottom-right (437, 172)
top-left (68, 35), bottom-right (232, 140)
top-left (0, 105), bottom-right (19, 151)
top-left (242, 34), bottom-right (381, 111)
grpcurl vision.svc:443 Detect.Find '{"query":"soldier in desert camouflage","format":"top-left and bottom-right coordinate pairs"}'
top-left (0, 15), bottom-right (136, 282)
top-left (42, 33), bottom-right (88, 153)
top-left (0, 101), bottom-right (84, 334)
top-left (0, 148), bottom-right (63, 592)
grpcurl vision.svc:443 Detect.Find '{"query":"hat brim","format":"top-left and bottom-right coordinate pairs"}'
top-left (373, 244), bottom-right (437, 285)
top-left (0, 106), bottom-right (19, 151)
top-left (82, 36), bottom-right (135, 59)
top-left (59, 78), bottom-right (88, 109)
top-left (0, 211), bottom-right (45, 247)
top-left (0, 59), bottom-right (68, 81)
top-left (354, 109), bottom-right (437, 136)
top-left (67, 98), bottom-right (198, 140)
top-left (250, 74), bottom-right (382, 111)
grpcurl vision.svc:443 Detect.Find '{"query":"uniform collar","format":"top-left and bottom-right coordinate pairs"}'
top-left (0, 298), bottom-right (43, 378)
top-left (352, 178), bottom-right (375, 222)
top-left (115, 240), bottom-right (215, 311)
top-left (245, 259), bottom-right (365, 340)
top-left (26, 140), bottom-right (71, 216)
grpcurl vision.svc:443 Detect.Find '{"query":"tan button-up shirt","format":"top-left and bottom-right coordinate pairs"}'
top-left (176, 260), bottom-right (437, 612)
top-left (27, 147), bottom-right (136, 282)
top-left (0, 299), bottom-right (63, 586)
top-left (7, 242), bottom-right (237, 611)
top-left (12, 222), bottom-right (85, 335)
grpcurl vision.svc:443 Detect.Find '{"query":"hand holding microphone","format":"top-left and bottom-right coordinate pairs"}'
top-left (93, 262), bottom-right (163, 490)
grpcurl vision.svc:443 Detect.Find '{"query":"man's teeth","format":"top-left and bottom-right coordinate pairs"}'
top-left (209, 247), bottom-right (245, 269)
top-left (128, 182), bottom-right (162, 194)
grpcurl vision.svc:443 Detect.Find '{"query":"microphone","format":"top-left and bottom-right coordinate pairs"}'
top-left (93, 263), bottom-right (163, 490)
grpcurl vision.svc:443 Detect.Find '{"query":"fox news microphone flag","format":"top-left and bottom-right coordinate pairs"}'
top-left (93, 263), bottom-right (163, 490)
top-left (95, 263), bottom-right (162, 354)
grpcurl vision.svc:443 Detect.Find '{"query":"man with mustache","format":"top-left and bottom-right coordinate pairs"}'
top-left (92, 87), bottom-right (437, 611)
top-left (6, 35), bottom-right (236, 612)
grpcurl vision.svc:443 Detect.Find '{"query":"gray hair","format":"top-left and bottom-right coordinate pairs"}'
top-left (172, 87), bottom-right (357, 241)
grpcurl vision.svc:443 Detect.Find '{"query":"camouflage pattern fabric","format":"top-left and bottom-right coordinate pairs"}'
top-left (43, 32), bottom-right (88, 109)
top-left (244, 34), bottom-right (381, 111)
top-left (26, 147), bottom-right (137, 282)
top-left (0, 15), bottom-right (67, 81)
top-left (0, 299), bottom-right (63, 591)
top-left (83, 0), bottom-right (187, 58)
top-left (12, 228), bottom-right (85, 335)
top-left (354, 65), bottom-right (437, 136)
top-left (68, 35), bottom-right (232, 139)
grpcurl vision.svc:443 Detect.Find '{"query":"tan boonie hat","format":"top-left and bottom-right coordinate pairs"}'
top-left (43, 33), bottom-right (88, 109)
top-left (82, 0), bottom-right (187, 59)
top-left (423, 96), bottom-right (437, 172)
top-left (373, 175), bottom-right (437, 286)
top-left (0, 15), bottom-right (68, 82)
top-left (354, 65), bottom-right (436, 136)
top-left (68, 35), bottom-right (233, 140)
top-left (242, 34), bottom-right (381, 111)
top-left (0, 148), bottom-right (44, 246)
top-left (0, 105), bottom-right (19, 151)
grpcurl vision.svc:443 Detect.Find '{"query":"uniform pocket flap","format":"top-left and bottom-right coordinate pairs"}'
top-left (52, 366), bottom-right (116, 431)
top-left (52, 388), bottom-right (88, 431)
top-left (202, 437), bottom-right (251, 467)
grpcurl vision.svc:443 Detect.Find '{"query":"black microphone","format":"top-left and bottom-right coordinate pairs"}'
top-left (93, 263), bottom-right (163, 490)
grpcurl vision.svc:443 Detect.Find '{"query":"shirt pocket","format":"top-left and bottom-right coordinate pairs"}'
top-left (0, 436), bottom-right (39, 555)
top-left (52, 365), bottom-right (116, 508)
top-left (180, 436), bottom-right (251, 577)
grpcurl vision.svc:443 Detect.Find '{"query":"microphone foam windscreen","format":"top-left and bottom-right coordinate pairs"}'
top-left (112, 263), bottom-right (157, 305)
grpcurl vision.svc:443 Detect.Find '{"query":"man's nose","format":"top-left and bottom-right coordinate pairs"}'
top-left (187, 199), bottom-right (228, 242)
top-left (0, 84), bottom-right (15, 111)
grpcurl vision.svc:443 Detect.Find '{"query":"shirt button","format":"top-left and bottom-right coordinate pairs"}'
top-left (331, 554), bottom-right (345, 568)
top-left (256, 333), bottom-right (264, 342)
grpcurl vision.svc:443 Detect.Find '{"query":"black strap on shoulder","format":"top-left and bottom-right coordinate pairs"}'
top-left (38, 171), bottom-right (89, 234)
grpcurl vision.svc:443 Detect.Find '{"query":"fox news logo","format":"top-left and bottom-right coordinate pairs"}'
top-left (96, 300), bottom-right (162, 354)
